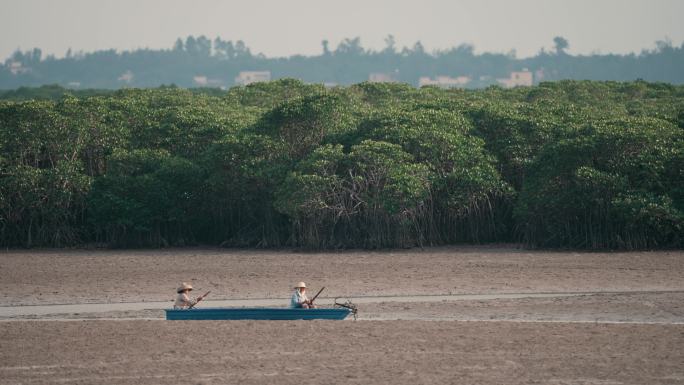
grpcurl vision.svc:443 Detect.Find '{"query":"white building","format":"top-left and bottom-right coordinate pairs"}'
top-left (193, 75), bottom-right (224, 87)
top-left (193, 76), bottom-right (208, 86)
top-left (234, 71), bottom-right (271, 86)
top-left (8, 61), bottom-right (29, 75)
top-left (418, 75), bottom-right (471, 88)
top-left (369, 72), bottom-right (398, 83)
top-left (497, 69), bottom-right (533, 88)
top-left (118, 70), bottom-right (134, 84)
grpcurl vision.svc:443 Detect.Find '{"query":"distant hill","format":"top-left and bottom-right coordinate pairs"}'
top-left (1, 35), bottom-right (683, 89)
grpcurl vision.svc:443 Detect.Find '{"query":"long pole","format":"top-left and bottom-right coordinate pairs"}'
top-left (310, 287), bottom-right (325, 304)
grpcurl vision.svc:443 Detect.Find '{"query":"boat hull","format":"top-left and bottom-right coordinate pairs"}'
top-left (165, 307), bottom-right (351, 320)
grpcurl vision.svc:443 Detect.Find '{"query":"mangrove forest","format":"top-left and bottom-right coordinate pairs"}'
top-left (1, 79), bottom-right (682, 249)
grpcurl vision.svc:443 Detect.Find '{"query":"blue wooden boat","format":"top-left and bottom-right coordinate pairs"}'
top-left (165, 307), bottom-right (352, 321)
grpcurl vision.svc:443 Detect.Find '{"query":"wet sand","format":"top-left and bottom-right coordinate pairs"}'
top-left (0, 292), bottom-right (591, 319)
top-left (3, 291), bottom-right (684, 324)
top-left (363, 291), bottom-right (684, 323)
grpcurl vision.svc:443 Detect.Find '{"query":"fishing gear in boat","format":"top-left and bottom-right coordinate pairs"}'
top-left (334, 298), bottom-right (358, 320)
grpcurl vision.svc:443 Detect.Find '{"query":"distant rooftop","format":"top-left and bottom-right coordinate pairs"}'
top-left (419, 75), bottom-right (471, 88)
top-left (235, 71), bottom-right (271, 86)
top-left (497, 69), bottom-right (533, 88)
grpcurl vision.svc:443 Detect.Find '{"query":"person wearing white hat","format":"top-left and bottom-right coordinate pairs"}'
top-left (174, 282), bottom-right (197, 309)
top-left (290, 281), bottom-right (316, 309)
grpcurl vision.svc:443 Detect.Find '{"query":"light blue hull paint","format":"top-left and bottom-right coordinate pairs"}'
top-left (165, 307), bottom-right (351, 320)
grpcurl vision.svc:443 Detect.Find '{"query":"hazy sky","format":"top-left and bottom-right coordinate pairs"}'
top-left (2, 0), bottom-right (683, 60)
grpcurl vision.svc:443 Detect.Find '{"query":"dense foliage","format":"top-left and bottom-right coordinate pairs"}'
top-left (1, 79), bottom-right (683, 249)
top-left (2, 36), bottom-right (684, 89)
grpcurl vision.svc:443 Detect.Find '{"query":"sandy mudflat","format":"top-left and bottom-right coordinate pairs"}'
top-left (1, 247), bottom-right (683, 384)
top-left (1, 246), bottom-right (683, 306)
top-left (2, 320), bottom-right (683, 385)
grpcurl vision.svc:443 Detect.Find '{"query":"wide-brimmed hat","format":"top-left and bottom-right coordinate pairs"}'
top-left (177, 282), bottom-right (193, 293)
top-left (294, 281), bottom-right (307, 289)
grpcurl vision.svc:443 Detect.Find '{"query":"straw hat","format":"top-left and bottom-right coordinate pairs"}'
top-left (177, 282), bottom-right (193, 293)
top-left (294, 281), bottom-right (307, 289)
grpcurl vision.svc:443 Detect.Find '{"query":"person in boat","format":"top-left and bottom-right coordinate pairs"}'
top-left (174, 282), bottom-right (197, 309)
top-left (290, 281), bottom-right (316, 309)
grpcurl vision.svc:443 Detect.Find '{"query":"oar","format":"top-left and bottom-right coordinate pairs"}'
top-left (310, 286), bottom-right (325, 305)
top-left (189, 291), bottom-right (211, 309)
